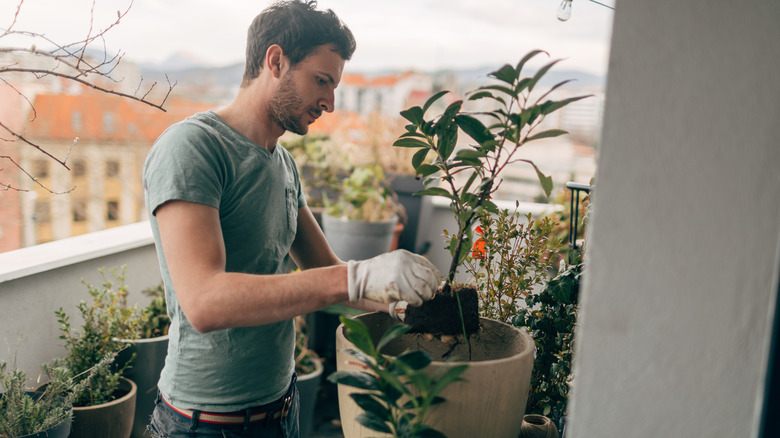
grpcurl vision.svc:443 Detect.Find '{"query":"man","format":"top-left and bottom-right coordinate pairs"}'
top-left (142, 1), bottom-right (440, 436)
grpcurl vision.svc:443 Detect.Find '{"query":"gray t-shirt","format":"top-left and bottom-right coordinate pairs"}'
top-left (143, 111), bottom-right (306, 412)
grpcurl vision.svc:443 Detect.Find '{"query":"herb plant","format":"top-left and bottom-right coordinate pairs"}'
top-left (138, 284), bottom-right (170, 339)
top-left (393, 50), bottom-right (589, 295)
top-left (52, 266), bottom-right (144, 407)
top-left (328, 316), bottom-right (468, 438)
top-left (325, 164), bottom-right (402, 222)
top-left (1, 354), bottom-right (113, 437)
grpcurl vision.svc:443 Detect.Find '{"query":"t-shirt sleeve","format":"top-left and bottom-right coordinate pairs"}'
top-left (143, 122), bottom-right (224, 215)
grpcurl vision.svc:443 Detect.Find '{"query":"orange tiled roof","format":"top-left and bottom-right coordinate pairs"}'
top-left (341, 71), bottom-right (417, 88)
top-left (309, 110), bottom-right (366, 134)
top-left (25, 91), bottom-right (212, 142)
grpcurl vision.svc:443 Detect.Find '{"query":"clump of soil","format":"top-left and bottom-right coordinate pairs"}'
top-left (405, 285), bottom-right (480, 336)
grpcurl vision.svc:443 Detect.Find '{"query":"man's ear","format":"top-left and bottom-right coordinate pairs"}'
top-left (266, 44), bottom-right (285, 78)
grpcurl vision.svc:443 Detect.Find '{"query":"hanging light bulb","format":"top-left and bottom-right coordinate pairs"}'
top-left (557, 0), bottom-right (573, 21)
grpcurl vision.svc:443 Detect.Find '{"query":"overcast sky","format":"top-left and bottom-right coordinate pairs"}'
top-left (1, 0), bottom-right (615, 75)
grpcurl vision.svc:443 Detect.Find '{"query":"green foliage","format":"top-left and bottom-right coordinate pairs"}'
top-left (512, 260), bottom-right (582, 422)
top-left (324, 164), bottom-right (402, 222)
top-left (1, 353), bottom-right (114, 437)
top-left (294, 316), bottom-right (320, 376)
top-left (284, 133), bottom-right (346, 209)
top-left (393, 50), bottom-right (590, 291)
top-left (137, 284), bottom-right (170, 339)
top-left (465, 206), bottom-right (561, 322)
top-left (328, 317), bottom-right (468, 438)
top-left (52, 266), bottom-right (145, 407)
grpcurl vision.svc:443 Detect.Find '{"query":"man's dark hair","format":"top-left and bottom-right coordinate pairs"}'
top-left (242, 0), bottom-right (356, 86)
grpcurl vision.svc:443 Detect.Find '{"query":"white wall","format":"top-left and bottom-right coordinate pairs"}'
top-left (0, 222), bottom-right (162, 379)
top-left (569, 2), bottom-right (780, 437)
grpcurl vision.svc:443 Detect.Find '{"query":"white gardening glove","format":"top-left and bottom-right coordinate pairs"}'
top-left (388, 301), bottom-right (408, 321)
top-left (347, 250), bottom-right (440, 306)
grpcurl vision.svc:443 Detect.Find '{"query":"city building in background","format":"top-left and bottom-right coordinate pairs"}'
top-left (1, 53), bottom-right (603, 252)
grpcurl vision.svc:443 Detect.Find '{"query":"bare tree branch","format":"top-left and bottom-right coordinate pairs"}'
top-left (0, 0), bottom-right (175, 192)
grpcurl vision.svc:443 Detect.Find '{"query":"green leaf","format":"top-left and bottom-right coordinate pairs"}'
top-left (519, 159), bottom-right (554, 198)
top-left (341, 316), bottom-right (376, 357)
top-left (393, 137), bottom-right (430, 149)
top-left (454, 114), bottom-right (494, 145)
top-left (328, 371), bottom-right (381, 391)
top-left (516, 49), bottom-right (547, 77)
top-left (488, 63), bottom-right (517, 84)
top-left (412, 148), bottom-right (429, 169)
top-left (400, 106), bottom-right (424, 126)
top-left (414, 164), bottom-right (440, 178)
top-left (396, 350), bottom-right (432, 371)
top-left (526, 129), bottom-right (568, 142)
top-left (540, 95), bottom-right (592, 115)
top-left (477, 84), bottom-right (515, 96)
top-left (414, 187), bottom-right (454, 199)
top-left (350, 393), bottom-right (391, 418)
top-left (467, 90), bottom-right (494, 101)
top-left (437, 124), bottom-right (458, 161)
top-left (454, 149), bottom-right (486, 160)
top-left (356, 412), bottom-right (393, 433)
top-left (423, 90), bottom-right (450, 114)
top-left (377, 324), bottom-right (411, 353)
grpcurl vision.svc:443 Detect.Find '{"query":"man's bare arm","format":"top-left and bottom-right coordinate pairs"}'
top-left (155, 200), bottom-right (349, 333)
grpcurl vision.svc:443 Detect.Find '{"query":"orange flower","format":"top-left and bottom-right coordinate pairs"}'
top-left (472, 226), bottom-right (486, 259)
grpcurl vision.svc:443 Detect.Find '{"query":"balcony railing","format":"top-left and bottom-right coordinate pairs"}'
top-left (0, 199), bottom-right (557, 379)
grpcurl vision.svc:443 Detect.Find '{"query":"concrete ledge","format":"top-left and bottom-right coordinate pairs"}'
top-left (0, 221), bottom-right (154, 284)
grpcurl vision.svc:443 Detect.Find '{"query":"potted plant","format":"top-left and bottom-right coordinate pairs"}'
top-left (293, 315), bottom-right (324, 438)
top-left (1, 362), bottom-right (72, 438)
top-left (47, 267), bottom-right (142, 438)
top-left (334, 50), bottom-right (589, 437)
top-left (323, 164), bottom-right (406, 261)
top-left (329, 316), bottom-right (468, 438)
top-left (116, 282), bottom-right (170, 438)
top-left (1, 352), bottom-right (119, 438)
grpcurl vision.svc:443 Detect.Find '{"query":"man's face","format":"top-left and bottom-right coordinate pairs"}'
top-left (267, 44), bottom-right (345, 135)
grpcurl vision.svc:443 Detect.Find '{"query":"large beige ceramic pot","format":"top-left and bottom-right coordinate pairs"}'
top-left (335, 312), bottom-right (535, 438)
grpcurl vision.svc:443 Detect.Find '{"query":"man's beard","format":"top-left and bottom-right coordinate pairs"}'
top-left (267, 72), bottom-right (319, 135)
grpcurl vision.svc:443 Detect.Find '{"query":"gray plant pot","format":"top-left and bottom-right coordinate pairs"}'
top-left (71, 377), bottom-right (136, 438)
top-left (297, 359), bottom-right (324, 438)
top-left (118, 335), bottom-right (169, 438)
top-left (322, 214), bottom-right (398, 261)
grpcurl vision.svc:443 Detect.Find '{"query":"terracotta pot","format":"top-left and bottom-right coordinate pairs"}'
top-left (520, 414), bottom-right (559, 438)
top-left (335, 312), bottom-right (535, 438)
top-left (71, 377), bottom-right (137, 438)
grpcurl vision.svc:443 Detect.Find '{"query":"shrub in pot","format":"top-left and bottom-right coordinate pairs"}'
top-left (323, 164), bottom-right (405, 261)
top-left (46, 267), bottom-right (142, 438)
top-left (333, 50), bottom-right (588, 437)
top-left (116, 282), bottom-right (171, 438)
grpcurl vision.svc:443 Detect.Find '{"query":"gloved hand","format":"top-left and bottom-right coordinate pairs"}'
top-left (347, 250), bottom-right (440, 306)
top-left (388, 301), bottom-right (408, 321)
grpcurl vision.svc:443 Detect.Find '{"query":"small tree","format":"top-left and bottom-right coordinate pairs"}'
top-left (0, 0), bottom-right (175, 192)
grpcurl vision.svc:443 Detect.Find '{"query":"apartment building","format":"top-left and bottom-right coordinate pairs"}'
top-left (4, 91), bottom-right (210, 249)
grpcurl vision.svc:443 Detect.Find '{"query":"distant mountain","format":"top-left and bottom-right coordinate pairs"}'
top-left (140, 51), bottom-right (216, 72)
top-left (138, 59), bottom-right (604, 103)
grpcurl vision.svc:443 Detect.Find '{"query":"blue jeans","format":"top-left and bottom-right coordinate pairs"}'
top-left (147, 377), bottom-right (300, 438)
